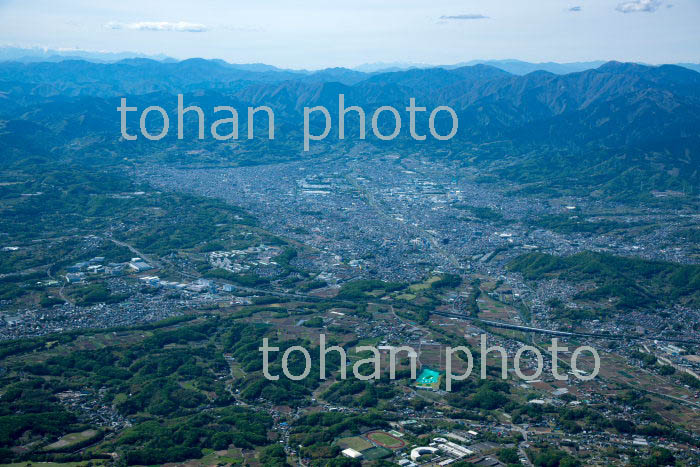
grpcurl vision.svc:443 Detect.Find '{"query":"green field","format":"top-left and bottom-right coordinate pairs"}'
top-left (366, 431), bottom-right (405, 449)
top-left (337, 436), bottom-right (374, 452)
top-left (409, 276), bottom-right (440, 292)
top-left (43, 429), bottom-right (99, 451)
top-left (361, 446), bottom-right (393, 460)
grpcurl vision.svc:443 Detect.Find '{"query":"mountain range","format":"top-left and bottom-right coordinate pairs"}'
top-left (0, 57), bottom-right (697, 199)
top-left (0, 46), bottom-right (173, 63)
top-left (353, 59), bottom-right (610, 75)
top-left (2, 47), bottom-right (699, 75)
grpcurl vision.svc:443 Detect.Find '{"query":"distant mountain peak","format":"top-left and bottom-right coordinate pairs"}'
top-left (596, 61), bottom-right (649, 73)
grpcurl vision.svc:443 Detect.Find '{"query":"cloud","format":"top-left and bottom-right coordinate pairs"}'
top-left (569, 6), bottom-right (582, 12)
top-left (615, 0), bottom-right (662, 13)
top-left (105, 21), bottom-right (208, 32)
top-left (439, 14), bottom-right (489, 20)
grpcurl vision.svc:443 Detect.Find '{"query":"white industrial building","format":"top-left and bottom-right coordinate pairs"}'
top-left (341, 448), bottom-right (363, 459)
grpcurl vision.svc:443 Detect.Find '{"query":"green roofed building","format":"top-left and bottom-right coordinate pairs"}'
top-left (416, 367), bottom-right (441, 389)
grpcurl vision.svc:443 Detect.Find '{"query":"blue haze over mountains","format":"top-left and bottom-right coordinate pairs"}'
top-left (2, 46), bottom-right (699, 74)
top-left (0, 48), bottom-right (698, 197)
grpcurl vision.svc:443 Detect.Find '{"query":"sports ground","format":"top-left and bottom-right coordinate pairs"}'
top-left (366, 431), bottom-right (406, 449)
top-left (416, 367), bottom-right (441, 388)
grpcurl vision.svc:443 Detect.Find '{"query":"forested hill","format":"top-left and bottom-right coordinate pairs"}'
top-left (508, 251), bottom-right (700, 311)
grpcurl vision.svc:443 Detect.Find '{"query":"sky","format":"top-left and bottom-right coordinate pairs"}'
top-left (0, 0), bottom-right (698, 69)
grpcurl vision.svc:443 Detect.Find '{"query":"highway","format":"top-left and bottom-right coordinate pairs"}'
top-left (431, 310), bottom-right (700, 345)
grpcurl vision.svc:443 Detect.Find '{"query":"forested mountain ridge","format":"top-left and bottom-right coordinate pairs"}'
top-left (0, 59), bottom-right (697, 199)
